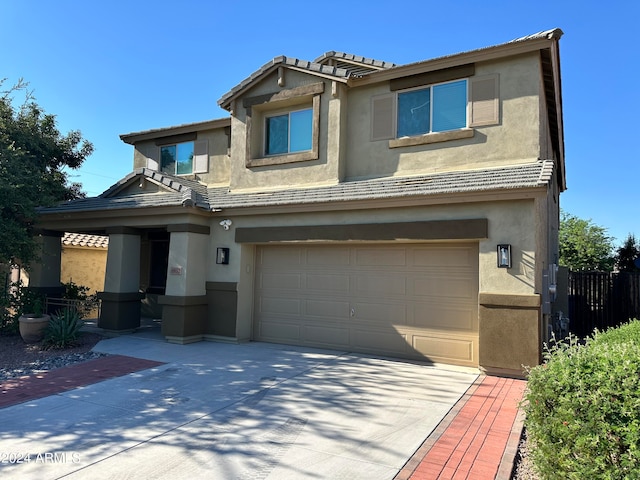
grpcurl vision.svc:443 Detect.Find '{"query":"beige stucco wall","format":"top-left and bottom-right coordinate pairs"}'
top-left (205, 195), bottom-right (546, 341)
top-left (345, 53), bottom-right (543, 180)
top-left (60, 246), bottom-right (107, 294)
top-left (229, 70), bottom-right (345, 191)
top-left (132, 128), bottom-right (230, 186)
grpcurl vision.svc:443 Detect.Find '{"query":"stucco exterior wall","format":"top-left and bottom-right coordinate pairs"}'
top-left (60, 246), bottom-right (107, 294)
top-left (208, 196), bottom-right (543, 342)
top-left (344, 53), bottom-right (543, 180)
top-left (132, 128), bottom-right (230, 186)
top-left (229, 70), bottom-right (345, 191)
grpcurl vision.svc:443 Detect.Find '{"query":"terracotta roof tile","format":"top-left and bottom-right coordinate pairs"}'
top-left (62, 233), bottom-right (109, 248)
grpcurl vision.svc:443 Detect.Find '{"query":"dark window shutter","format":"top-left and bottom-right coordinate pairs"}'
top-left (469, 74), bottom-right (499, 126)
top-left (371, 93), bottom-right (395, 141)
top-left (193, 140), bottom-right (208, 173)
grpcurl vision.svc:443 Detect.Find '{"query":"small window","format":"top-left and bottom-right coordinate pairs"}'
top-left (265, 108), bottom-right (313, 156)
top-left (397, 79), bottom-right (467, 137)
top-left (160, 141), bottom-right (194, 175)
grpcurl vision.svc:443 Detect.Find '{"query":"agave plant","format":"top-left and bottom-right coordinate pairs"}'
top-left (42, 307), bottom-right (83, 350)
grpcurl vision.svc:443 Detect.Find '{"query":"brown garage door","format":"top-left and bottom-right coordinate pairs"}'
top-left (253, 243), bottom-right (479, 367)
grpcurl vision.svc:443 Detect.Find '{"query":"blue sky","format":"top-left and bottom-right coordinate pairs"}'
top-left (2, 0), bottom-right (638, 245)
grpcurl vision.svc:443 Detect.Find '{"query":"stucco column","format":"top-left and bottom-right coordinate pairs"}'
top-left (159, 224), bottom-right (210, 343)
top-left (28, 230), bottom-right (64, 301)
top-left (97, 228), bottom-right (144, 332)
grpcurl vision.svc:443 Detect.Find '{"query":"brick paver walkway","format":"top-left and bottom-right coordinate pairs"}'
top-left (396, 375), bottom-right (527, 480)
top-left (0, 355), bottom-right (164, 409)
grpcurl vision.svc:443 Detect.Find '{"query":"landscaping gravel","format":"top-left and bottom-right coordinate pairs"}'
top-left (0, 332), bottom-right (106, 381)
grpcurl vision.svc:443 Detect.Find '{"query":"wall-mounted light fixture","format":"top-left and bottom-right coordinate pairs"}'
top-left (497, 244), bottom-right (512, 268)
top-left (216, 247), bottom-right (230, 265)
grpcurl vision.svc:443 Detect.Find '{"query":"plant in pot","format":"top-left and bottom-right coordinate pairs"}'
top-left (18, 291), bottom-right (50, 344)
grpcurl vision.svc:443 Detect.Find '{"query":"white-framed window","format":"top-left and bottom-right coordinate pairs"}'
top-left (371, 74), bottom-right (499, 143)
top-left (151, 140), bottom-right (208, 175)
top-left (161, 141), bottom-right (194, 175)
top-left (397, 79), bottom-right (467, 137)
top-left (265, 108), bottom-right (313, 156)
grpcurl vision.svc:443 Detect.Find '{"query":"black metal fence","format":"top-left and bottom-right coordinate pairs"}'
top-left (568, 271), bottom-right (640, 337)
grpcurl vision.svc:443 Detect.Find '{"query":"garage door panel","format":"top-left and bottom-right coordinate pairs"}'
top-left (413, 246), bottom-right (476, 268)
top-left (306, 299), bottom-right (350, 318)
top-left (353, 328), bottom-right (409, 355)
top-left (259, 321), bottom-right (301, 342)
top-left (306, 247), bottom-right (351, 266)
top-left (412, 334), bottom-right (475, 364)
top-left (259, 247), bottom-right (303, 267)
top-left (259, 273), bottom-right (302, 290)
top-left (254, 243), bottom-right (479, 367)
top-left (306, 273), bottom-right (350, 293)
top-left (302, 324), bottom-right (350, 346)
top-left (412, 276), bottom-right (477, 301)
top-left (356, 248), bottom-right (407, 266)
top-left (353, 302), bottom-right (407, 324)
top-left (411, 304), bottom-right (477, 331)
top-left (356, 275), bottom-right (406, 296)
top-left (258, 297), bottom-right (301, 315)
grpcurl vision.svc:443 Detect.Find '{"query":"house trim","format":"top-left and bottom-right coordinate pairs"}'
top-left (235, 219), bottom-right (488, 243)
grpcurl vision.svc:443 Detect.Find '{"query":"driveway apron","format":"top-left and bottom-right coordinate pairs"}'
top-left (0, 337), bottom-right (477, 480)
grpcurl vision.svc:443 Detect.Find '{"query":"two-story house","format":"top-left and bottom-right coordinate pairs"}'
top-left (33, 29), bottom-right (565, 377)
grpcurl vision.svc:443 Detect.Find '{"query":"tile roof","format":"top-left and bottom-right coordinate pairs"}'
top-left (218, 29), bottom-right (562, 110)
top-left (39, 160), bottom-right (555, 216)
top-left (62, 233), bottom-right (109, 248)
top-left (218, 56), bottom-right (354, 109)
top-left (209, 160), bottom-right (555, 209)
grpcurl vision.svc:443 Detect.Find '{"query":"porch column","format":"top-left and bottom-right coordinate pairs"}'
top-left (97, 227), bottom-right (144, 332)
top-left (159, 224), bottom-right (209, 344)
top-left (28, 230), bottom-right (64, 302)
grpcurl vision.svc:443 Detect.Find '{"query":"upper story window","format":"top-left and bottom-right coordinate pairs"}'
top-left (371, 72), bottom-right (499, 147)
top-left (161, 141), bottom-right (194, 175)
top-left (147, 139), bottom-right (208, 175)
top-left (265, 108), bottom-right (313, 156)
top-left (242, 82), bottom-right (323, 167)
top-left (397, 80), bottom-right (467, 136)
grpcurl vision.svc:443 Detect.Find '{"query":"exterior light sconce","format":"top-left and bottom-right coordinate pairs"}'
top-left (497, 244), bottom-right (512, 268)
top-left (216, 247), bottom-right (230, 265)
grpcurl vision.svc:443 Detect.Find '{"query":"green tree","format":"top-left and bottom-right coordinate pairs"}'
top-left (559, 211), bottom-right (615, 271)
top-left (0, 79), bottom-right (93, 267)
top-left (615, 234), bottom-right (640, 272)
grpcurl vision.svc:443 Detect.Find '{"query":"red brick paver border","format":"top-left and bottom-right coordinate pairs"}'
top-left (396, 375), bottom-right (527, 480)
top-left (0, 355), bottom-right (164, 409)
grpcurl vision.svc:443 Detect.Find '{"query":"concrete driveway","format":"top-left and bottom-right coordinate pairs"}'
top-left (0, 336), bottom-right (477, 480)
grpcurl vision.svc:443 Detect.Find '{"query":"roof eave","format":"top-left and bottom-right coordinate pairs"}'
top-left (218, 60), bottom-right (350, 111)
top-left (120, 117), bottom-right (231, 145)
top-left (349, 29), bottom-right (563, 87)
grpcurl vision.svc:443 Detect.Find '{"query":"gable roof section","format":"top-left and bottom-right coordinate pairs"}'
top-left (39, 168), bottom-right (214, 215)
top-left (39, 161), bottom-right (554, 216)
top-left (313, 51), bottom-right (396, 77)
top-left (218, 56), bottom-right (354, 110)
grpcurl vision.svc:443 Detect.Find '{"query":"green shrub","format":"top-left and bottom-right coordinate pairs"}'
top-left (523, 320), bottom-right (640, 479)
top-left (42, 308), bottom-right (83, 350)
